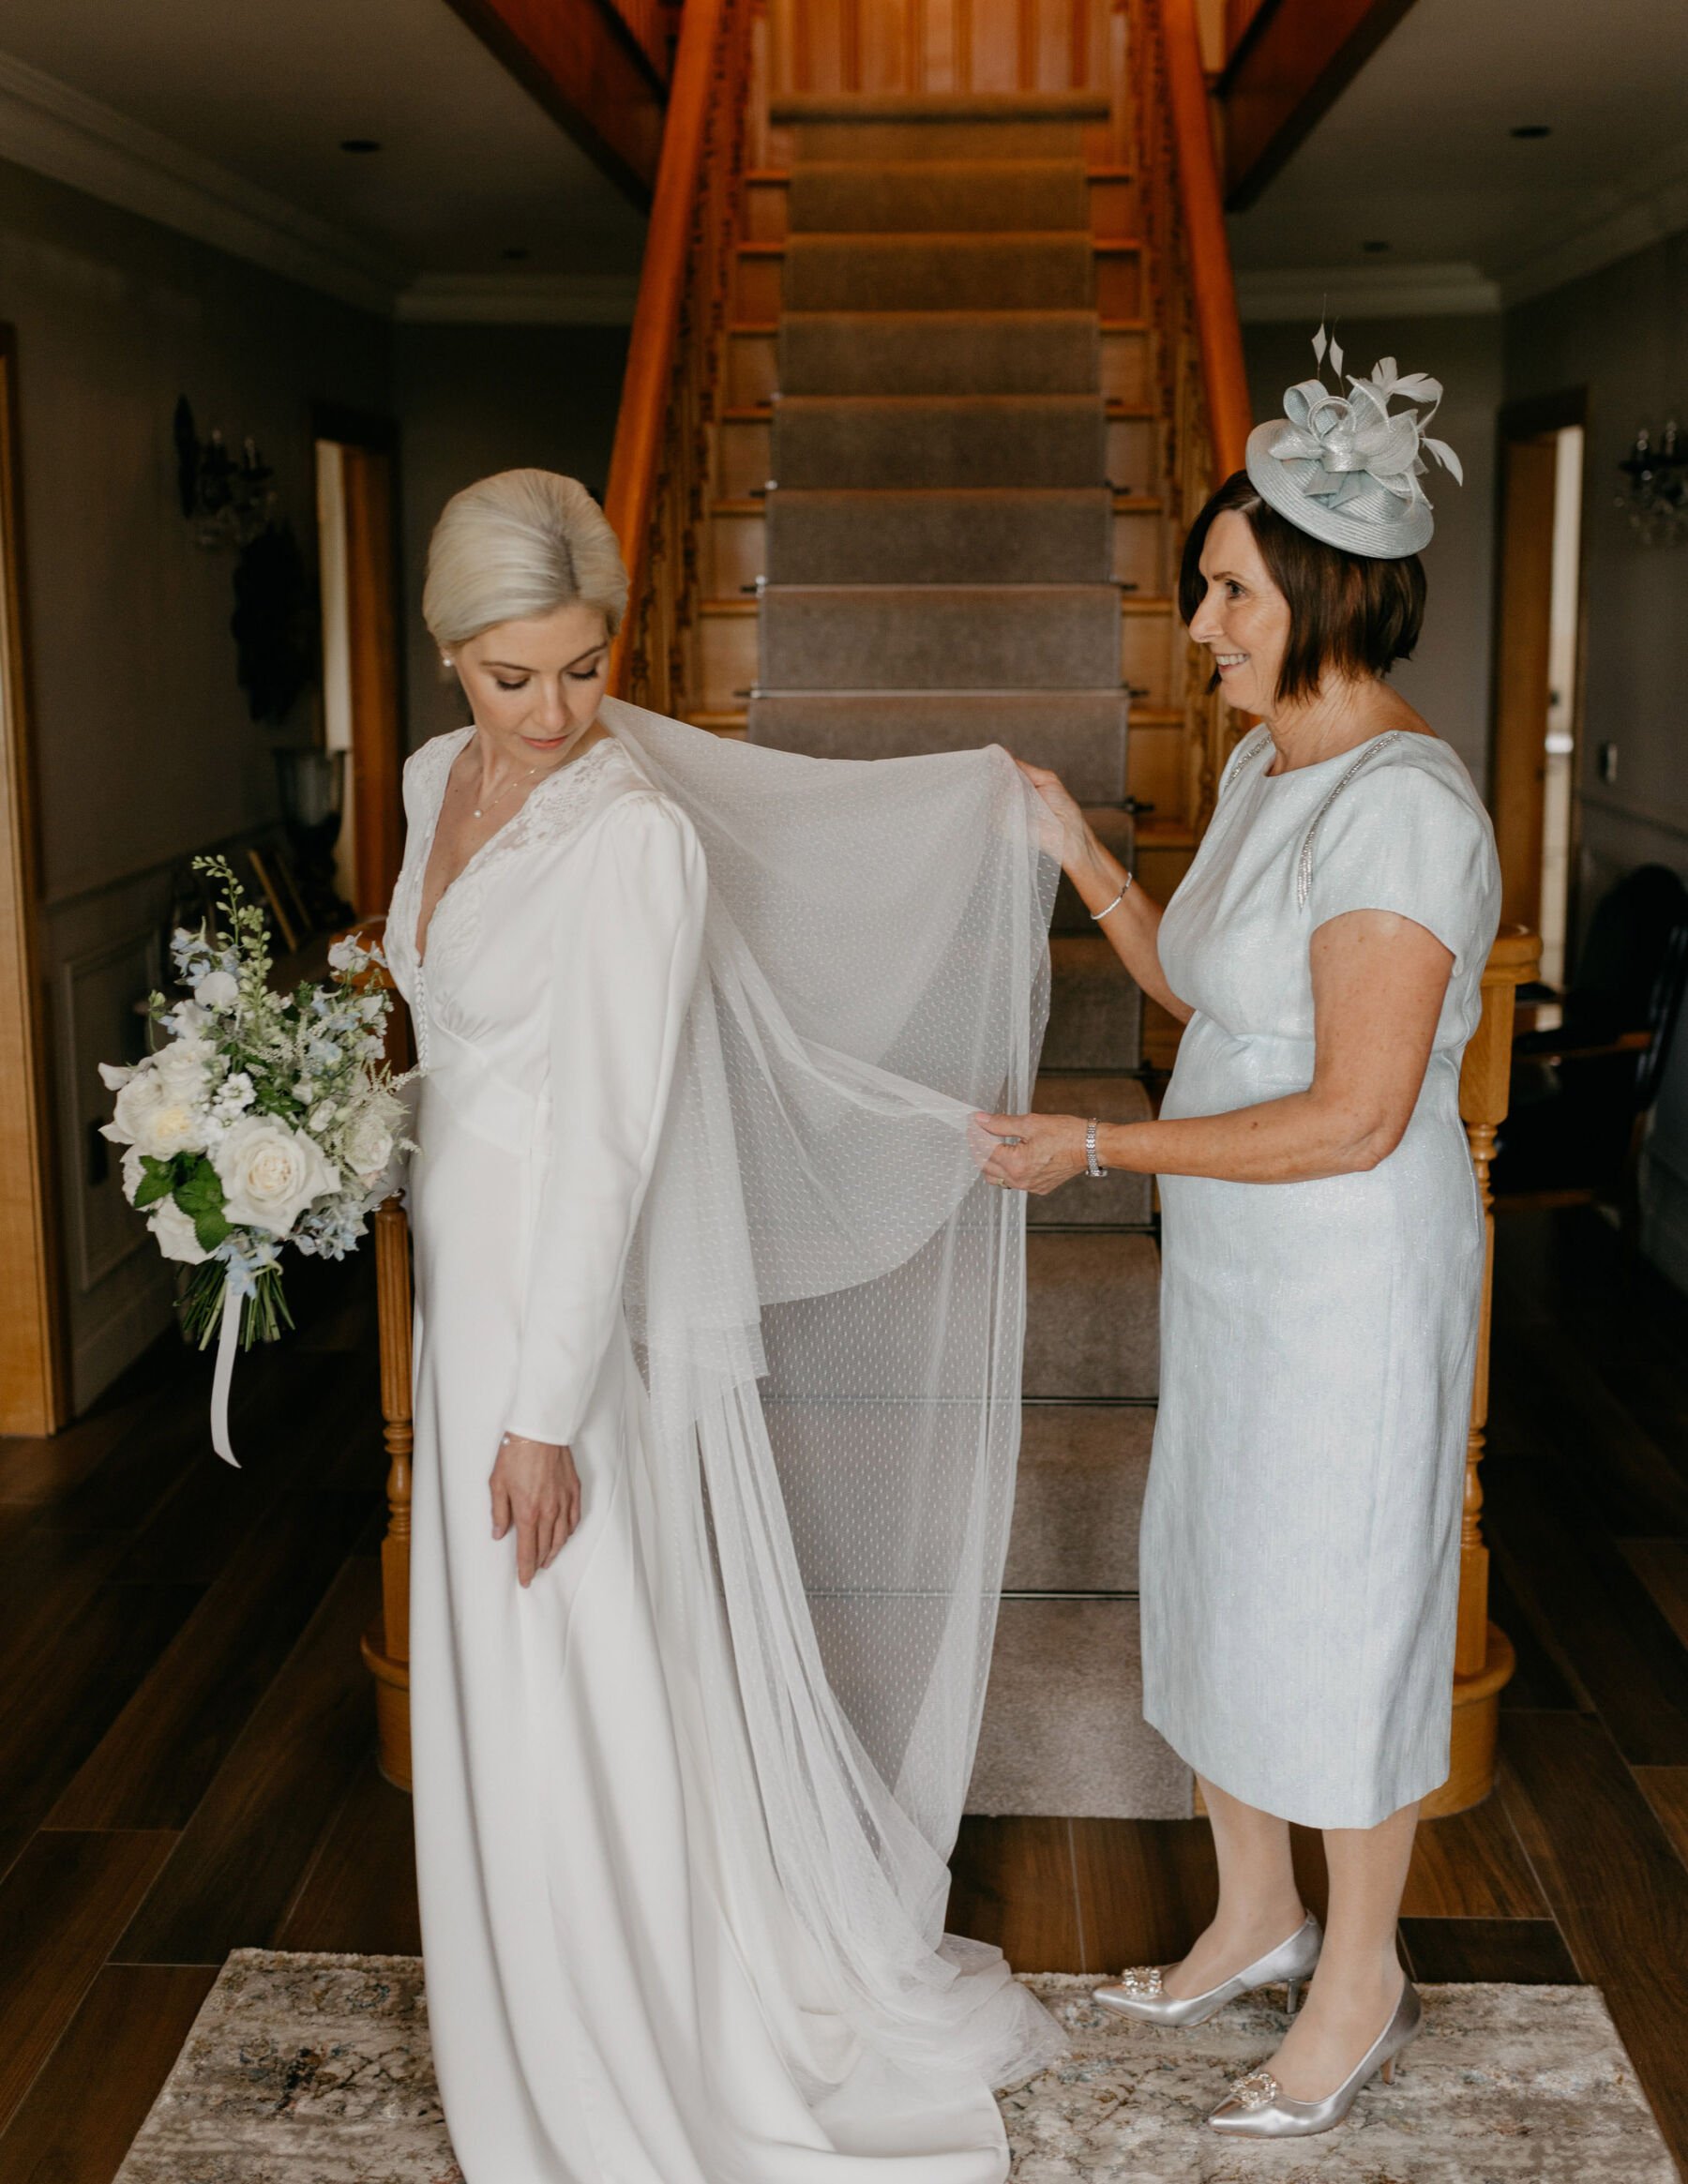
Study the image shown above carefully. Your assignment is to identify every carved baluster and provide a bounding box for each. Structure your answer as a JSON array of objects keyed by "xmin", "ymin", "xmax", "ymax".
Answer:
[{"xmin": 1422, "ymin": 924, "xmax": 1540, "ymax": 1815}]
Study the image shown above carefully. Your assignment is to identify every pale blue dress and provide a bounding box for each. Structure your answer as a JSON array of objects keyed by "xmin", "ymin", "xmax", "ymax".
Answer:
[{"xmin": 1142, "ymin": 727, "xmax": 1502, "ymax": 1829}]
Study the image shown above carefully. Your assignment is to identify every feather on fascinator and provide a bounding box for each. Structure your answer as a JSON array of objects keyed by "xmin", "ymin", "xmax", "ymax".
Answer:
[{"xmin": 1244, "ymin": 324, "xmax": 1463, "ymax": 558}]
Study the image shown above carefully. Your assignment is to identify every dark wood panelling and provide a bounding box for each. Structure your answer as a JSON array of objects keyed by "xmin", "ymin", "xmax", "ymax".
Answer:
[
  {"xmin": 50, "ymin": 1495, "xmax": 374, "ymax": 1831},
  {"xmin": 273, "ymin": 1755, "xmax": 422, "ymax": 1956},
  {"xmin": 1633, "ymin": 1767, "xmax": 1688, "ymax": 1871},
  {"xmin": 113, "ymin": 1559, "xmax": 379, "ymax": 1966},
  {"xmin": 0, "ymin": 1583, "xmax": 203, "ymax": 1832},
  {"xmin": 1218, "ymin": 0, "xmax": 1423, "ymax": 210},
  {"xmin": 948, "ymin": 1817, "xmax": 1082, "ymax": 1970},
  {"xmin": 1399, "ymin": 1917, "xmax": 1582, "ymax": 1986},
  {"xmin": 1072, "ymin": 1817, "xmax": 1217, "ymax": 1974},
  {"xmin": 0, "ymin": 1831, "xmax": 174, "ymax": 2132},
  {"xmin": 1485, "ymin": 1450, "xmax": 1688, "ymax": 1765},
  {"xmin": 0, "ymin": 1963, "xmax": 216, "ymax": 2184},
  {"xmin": 1499, "ymin": 1714, "xmax": 1688, "ymax": 2159},
  {"xmin": 1398, "ymin": 1797, "xmax": 1549, "ymax": 1920}
]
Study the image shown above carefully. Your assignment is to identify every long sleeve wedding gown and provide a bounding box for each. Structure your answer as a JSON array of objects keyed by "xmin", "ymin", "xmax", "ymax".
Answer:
[{"xmin": 383, "ymin": 709, "xmax": 1061, "ymax": 2184}]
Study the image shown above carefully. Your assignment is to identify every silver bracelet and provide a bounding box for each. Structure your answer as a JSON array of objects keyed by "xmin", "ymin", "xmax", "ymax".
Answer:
[
  {"xmin": 1085, "ymin": 1118, "xmax": 1108, "ymax": 1178},
  {"xmin": 1090, "ymin": 871, "xmax": 1134, "ymax": 922}
]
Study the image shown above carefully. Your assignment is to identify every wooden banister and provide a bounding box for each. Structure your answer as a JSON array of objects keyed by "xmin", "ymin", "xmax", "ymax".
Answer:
[
  {"xmin": 1160, "ymin": 0, "xmax": 1252, "ymax": 482},
  {"xmin": 605, "ymin": 0, "xmax": 754, "ymax": 710}
]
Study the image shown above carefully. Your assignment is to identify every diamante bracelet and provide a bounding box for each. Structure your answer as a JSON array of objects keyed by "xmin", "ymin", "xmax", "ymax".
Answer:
[
  {"xmin": 1090, "ymin": 871, "xmax": 1134, "ymax": 922},
  {"xmin": 1085, "ymin": 1119, "xmax": 1108, "ymax": 1178}
]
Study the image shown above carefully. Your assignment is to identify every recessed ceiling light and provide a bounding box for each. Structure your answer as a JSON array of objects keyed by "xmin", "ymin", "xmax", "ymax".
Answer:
[
  {"xmin": 339, "ymin": 138, "xmax": 382, "ymax": 153},
  {"xmin": 1362, "ymin": 239, "xmax": 1391, "ymax": 253},
  {"xmin": 1511, "ymin": 124, "xmax": 1551, "ymax": 139}
]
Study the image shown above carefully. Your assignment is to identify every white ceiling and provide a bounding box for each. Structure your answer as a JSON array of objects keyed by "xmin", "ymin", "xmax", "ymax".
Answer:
[
  {"xmin": 1228, "ymin": 0, "xmax": 1688, "ymax": 317},
  {"xmin": 0, "ymin": 0, "xmax": 646, "ymax": 319}
]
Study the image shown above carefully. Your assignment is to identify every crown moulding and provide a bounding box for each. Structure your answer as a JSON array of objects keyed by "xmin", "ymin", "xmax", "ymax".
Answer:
[{"xmin": 0, "ymin": 49, "xmax": 641, "ymax": 324}]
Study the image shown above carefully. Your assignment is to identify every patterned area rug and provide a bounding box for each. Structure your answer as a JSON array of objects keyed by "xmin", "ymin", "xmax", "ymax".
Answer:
[{"xmin": 113, "ymin": 1951, "xmax": 1677, "ymax": 2183}]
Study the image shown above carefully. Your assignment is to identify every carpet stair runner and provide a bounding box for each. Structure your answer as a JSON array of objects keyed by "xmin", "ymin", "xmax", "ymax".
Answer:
[{"xmin": 746, "ymin": 89, "xmax": 1184, "ymax": 1818}]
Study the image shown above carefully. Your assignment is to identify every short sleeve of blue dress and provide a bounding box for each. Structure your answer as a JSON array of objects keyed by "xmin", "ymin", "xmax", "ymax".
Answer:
[{"xmin": 1303, "ymin": 750, "xmax": 1499, "ymax": 988}]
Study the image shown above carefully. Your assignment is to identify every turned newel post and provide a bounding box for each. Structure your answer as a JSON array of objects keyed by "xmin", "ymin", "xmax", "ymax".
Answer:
[
  {"xmin": 344, "ymin": 916, "xmax": 415, "ymax": 1791},
  {"xmin": 1422, "ymin": 923, "xmax": 1540, "ymax": 1816},
  {"xmin": 362, "ymin": 1192, "xmax": 414, "ymax": 1790}
]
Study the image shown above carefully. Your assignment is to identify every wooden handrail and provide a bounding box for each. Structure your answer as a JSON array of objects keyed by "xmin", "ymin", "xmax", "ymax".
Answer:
[
  {"xmin": 1160, "ymin": 0, "xmax": 1252, "ymax": 481},
  {"xmin": 605, "ymin": 0, "xmax": 732, "ymax": 698}
]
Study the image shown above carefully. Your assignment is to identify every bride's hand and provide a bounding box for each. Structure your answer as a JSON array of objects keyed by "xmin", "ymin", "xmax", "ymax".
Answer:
[
  {"xmin": 1011, "ymin": 756, "xmax": 1091, "ymax": 870},
  {"xmin": 972, "ymin": 1111, "xmax": 1089, "ymax": 1196},
  {"xmin": 490, "ymin": 1434, "xmax": 582, "ymax": 1587}
]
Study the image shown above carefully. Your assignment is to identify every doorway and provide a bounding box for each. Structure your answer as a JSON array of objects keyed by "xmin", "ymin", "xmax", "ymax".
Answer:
[
  {"xmin": 0, "ymin": 324, "xmax": 68, "ymax": 1434},
  {"xmin": 1491, "ymin": 391, "xmax": 1588, "ymax": 1004},
  {"xmin": 311, "ymin": 406, "xmax": 405, "ymax": 919}
]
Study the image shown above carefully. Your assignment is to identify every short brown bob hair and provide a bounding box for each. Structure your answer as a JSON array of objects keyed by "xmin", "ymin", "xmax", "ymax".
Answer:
[{"xmin": 1178, "ymin": 471, "xmax": 1426, "ymax": 703}]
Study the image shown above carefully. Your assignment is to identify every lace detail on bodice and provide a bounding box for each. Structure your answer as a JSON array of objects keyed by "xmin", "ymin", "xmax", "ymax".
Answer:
[
  {"xmin": 389, "ymin": 731, "xmax": 626, "ymax": 1068},
  {"xmin": 422, "ymin": 737, "xmax": 622, "ymax": 990}
]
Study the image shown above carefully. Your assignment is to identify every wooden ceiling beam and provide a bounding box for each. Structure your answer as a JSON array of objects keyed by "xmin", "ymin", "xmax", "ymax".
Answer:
[
  {"xmin": 442, "ymin": 0, "xmax": 667, "ymax": 210},
  {"xmin": 1219, "ymin": 0, "xmax": 1422, "ymax": 212}
]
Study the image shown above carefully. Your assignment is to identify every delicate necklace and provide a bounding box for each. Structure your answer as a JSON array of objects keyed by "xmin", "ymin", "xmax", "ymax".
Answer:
[{"xmin": 471, "ymin": 761, "xmax": 540, "ymax": 820}]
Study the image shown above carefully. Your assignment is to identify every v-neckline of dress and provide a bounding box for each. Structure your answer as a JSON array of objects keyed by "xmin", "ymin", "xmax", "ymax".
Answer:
[{"xmin": 415, "ymin": 729, "xmax": 610, "ymax": 968}]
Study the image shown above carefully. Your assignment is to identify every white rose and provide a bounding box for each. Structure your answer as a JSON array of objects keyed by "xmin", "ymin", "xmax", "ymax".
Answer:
[
  {"xmin": 339, "ymin": 1103, "xmax": 395, "ymax": 1184},
  {"xmin": 106, "ymin": 1060, "xmax": 206, "ymax": 1158},
  {"xmin": 194, "ymin": 970, "xmax": 239, "ymax": 1011},
  {"xmin": 121, "ymin": 1145, "xmax": 147, "ymax": 1203},
  {"xmin": 214, "ymin": 1114, "xmax": 339, "ymax": 1237},
  {"xmin": 148, "ymin": 1196, "xmax": 211, "ymax": 1264}
]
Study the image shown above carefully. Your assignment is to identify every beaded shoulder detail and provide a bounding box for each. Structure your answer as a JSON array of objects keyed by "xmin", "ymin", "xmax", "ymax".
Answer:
[
  {"xmin": 1295, "ymin": 731, "xmax": 1404, "ymax": 910},
  {"xmin": 1221, "ymin": 726, "xmax": 1274, "ymax": 797},
  {"xmin": 422, "ymin": 737, "xmax": 626, "ymax": 987}
]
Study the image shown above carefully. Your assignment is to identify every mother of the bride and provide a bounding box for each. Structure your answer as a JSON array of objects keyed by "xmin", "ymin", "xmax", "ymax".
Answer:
[{"xmin": 979, "ymin": 345, "xmax": 1500, "ymax": 2138}]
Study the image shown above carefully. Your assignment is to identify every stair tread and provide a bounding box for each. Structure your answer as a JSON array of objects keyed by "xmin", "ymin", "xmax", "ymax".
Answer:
[
  {"xmin": 773, "ymin": 91, "xmax": 1111, "ymax": 121},
  {"xmin": 968, "ymin": 1599, "xmax": 1190, "ymax": 1819},
  {"xmin": 1025, "ymin": 1229, "xmax": 1159, "ymax": 1400},
  {"xmin": 1003, "ymin": 1405, "xmax": 1153, "ymax": 1593}
]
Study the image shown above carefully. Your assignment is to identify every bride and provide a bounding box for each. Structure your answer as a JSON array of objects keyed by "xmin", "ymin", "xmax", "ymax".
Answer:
[{"xmin": 382, "ymin": 469, "xmax": 1063, "ymax": 2183}]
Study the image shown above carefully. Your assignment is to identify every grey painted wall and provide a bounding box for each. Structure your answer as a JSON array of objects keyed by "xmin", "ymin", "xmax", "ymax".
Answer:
[
  {"xmin": 1506, "ymin": 230, "xmax": 1688, "ymax": 1290},
  {"xmin": 0, "ymin": 156, "xmax": 391, "ymax": 1405},
  {"xmin": 393, "ymin": 322, "xmax": 631, "ymax": 752},
  {"xmin": 1243, "ymin": 314, "xmax": 1504, "ymax": 794}
]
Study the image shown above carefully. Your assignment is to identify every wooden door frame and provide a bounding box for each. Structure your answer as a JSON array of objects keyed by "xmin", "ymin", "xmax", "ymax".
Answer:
[
  {"xmin": 1489, "ymin": 386, "xmax": 1589, "ymax": 942},
  {"xmin": 309, "ymin": 404, "xmax": 406, "ymax": 918},
  {"xmin": 0, "ymin": 324, "xmax": 70, "ymax": 1433}
]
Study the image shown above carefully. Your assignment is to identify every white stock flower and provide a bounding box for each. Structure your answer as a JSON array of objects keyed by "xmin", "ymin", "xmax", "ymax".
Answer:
[
  {"xmin": 194, "ymin": 970, "xmax": 240, "ymax": 1011},
  {"xmin": 105, "ymin": 1055, "xmax": 207, "ymax": 1159},
  {"xmin": 148, "ymin": 1196, "xmax": 211, "ymax": 1264},
  {"xmin": 214, "ymin": 1114, "xmax": 338, "ymax": 1237}
]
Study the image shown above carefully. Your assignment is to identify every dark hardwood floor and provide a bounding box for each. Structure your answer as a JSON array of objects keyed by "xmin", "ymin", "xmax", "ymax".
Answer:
[{"xmin": 0, "ymin": 1207, "xmax": 1685, "ymax": 2180}]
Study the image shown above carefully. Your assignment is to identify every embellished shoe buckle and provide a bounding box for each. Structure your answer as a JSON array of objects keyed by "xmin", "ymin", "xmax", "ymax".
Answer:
[
  {"xmin": 1229, "ymin": 2069, "xmax": 1281, "ymax": 2111},
  {"xmin": 1117, "ymin": 1966, "xmax": 1163, "ymax": 1998}
]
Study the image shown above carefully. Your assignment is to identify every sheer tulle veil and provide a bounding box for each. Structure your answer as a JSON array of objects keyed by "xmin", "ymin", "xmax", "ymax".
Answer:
[{"xmin": 603, "ymin": 696, "xmax": 1065, "ymax": 2089}]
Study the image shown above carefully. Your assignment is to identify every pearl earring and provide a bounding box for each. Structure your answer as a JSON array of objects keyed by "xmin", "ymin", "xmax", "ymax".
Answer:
[{"xmin": 442, "ymin": 654, "xmax": 454, "ymax": 667}]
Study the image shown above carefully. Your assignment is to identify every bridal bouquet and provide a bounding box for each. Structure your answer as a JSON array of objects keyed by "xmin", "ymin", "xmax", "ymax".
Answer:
[{"xmin": 100, "ymin": 854, "xmax": 412, "ymax": 1461}]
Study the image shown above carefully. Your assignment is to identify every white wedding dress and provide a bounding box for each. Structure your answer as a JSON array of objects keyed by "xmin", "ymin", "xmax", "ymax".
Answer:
[{"xmin": 383, "ymin": 704, "xmax": 1062, "ymax": 2184}]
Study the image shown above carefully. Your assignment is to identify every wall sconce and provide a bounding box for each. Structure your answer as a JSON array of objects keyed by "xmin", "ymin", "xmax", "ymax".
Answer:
[
  {"xmin": 1617, "ymin": 419, "xmax": 1688, "ymax": 545},
  {"xmin": 173, "ymin": 395, "xmax": 275, "ymax": 550}
]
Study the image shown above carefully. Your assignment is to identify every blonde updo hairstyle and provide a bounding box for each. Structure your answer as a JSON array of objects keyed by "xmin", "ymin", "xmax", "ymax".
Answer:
[{"xmin": 422, "ymin": 469, "xmax": 629, "ymax": 655}]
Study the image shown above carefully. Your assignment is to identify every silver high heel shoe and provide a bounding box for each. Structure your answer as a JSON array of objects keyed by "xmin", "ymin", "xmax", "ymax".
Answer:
[
  {"xmin": 1208, "ymin": 1974, "xmax": 1423, "ymax": 2138},
  {"xmin": 1092, "ymin": 1912, "xmax": 1322, "ymax": 2028}
]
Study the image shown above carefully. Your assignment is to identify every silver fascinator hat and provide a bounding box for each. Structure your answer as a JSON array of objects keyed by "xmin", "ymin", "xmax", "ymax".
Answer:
[{"xmin": 1245, "ymin": 324, "xmax": 1463, "ymax": 558}]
